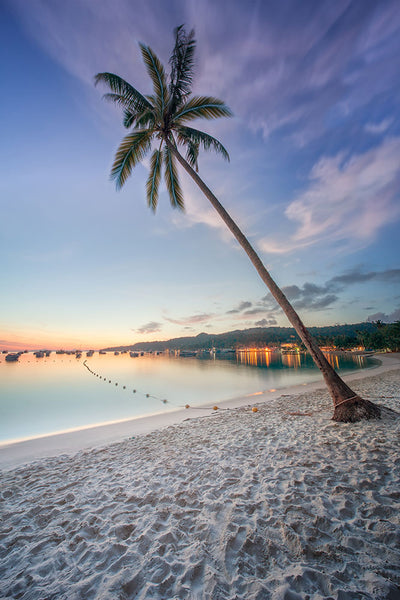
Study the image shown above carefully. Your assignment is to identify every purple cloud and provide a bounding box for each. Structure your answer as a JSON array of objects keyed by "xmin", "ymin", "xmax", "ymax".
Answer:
[
  {"xmin": 226, "ymin": 300, "xmax": 253, "ymax": 314},
  {"xmin": 135, "ymin": 321, "xmax": 163, "ymax": 334},
  {"xmin": 367, "ymin": 308, "xmax": 400, "ymax": 323},
  {"xmin": 255, "ymin": 318, "xmax": 277, "ymax": 327},
  {"xmin": 164, "ymin": 313, "xmax": 214, "ymax": 326}
]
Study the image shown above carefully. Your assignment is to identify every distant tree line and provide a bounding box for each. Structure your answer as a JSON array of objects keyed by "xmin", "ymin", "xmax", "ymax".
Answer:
[
  {"xmin": 356, "ymin": 321, "xmax": 400, "ymax": 352},
  {"xmin": 104, "ymin": 321, "xmax": 400, "ymax": 353},
  {"xmin": 312, "ymin": 321, "xmax": 400, "ymax": 351}
]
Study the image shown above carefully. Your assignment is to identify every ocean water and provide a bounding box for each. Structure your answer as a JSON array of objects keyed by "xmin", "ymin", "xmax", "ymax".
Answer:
[{"xmin": 0, "ymin": 350, "xmax": 376, "ymax": 444}]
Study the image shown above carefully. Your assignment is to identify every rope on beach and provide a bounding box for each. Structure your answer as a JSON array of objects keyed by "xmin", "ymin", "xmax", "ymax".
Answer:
[{"xmin": 334, "ymin": 394, "xmax": 400, "ymax": 407}]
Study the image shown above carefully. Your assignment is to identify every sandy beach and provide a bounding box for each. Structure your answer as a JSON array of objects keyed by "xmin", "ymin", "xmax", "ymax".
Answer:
[{"xmin": 1, "ymin": 355, "xmax": 399, "ymax": 599}]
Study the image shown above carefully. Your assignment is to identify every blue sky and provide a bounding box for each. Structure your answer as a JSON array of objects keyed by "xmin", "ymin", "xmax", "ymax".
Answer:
[{"xmin": 1, "ymin": 0, "xmax": 399, "ymax": 350}]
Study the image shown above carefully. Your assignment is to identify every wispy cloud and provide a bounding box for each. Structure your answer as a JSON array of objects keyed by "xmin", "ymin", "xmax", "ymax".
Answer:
[
  {"xmin": 243, "ymin": 307, "xmax": 270, "ymax": 317},
  {"xmin": 260, "ymin": 137, "xmax": 400, "ymax": 254},
  {"xmin": 133, "ymin": 265, "xmax": 399, "ymax": 336},
  {"xmin": 196, "ymin": 1, "xmax": 400, "ymax": 146},
  {"xmin": 365, "ymin": 119, "xmax": 393, "ymax": 135},
  {"xmin": 163, "ymin": 267, "xmax": 399, "ymax": 329},
  {"xmin": 367, "ymin": 308, "xmax": 400, "ymax": 323},
  {"xmin": 261, "ymin": 286, "xmax": 338, "ymax": 314},
  {"xmin": 135, "ymin": 321, "xmax": 163, "ymax": 334},
  {"xmin": 9, "ymin": 0, "xmax": 399, "ymax": 146},
  {"xmin": 164, "ymin": 313, "xmax": 214, "ymax": 326},
  {"xmin": 259, "ymin": 267, "xmax": 400, "ymax": 315},
  {"xmin": 6, "ymin": 0, "xmax": 175, "ymax": 87},
  {"xmin": 330, "ymin": 267, "xmax": 400, "ymax": 286},
  {"xmin": 226, "ymin": 300, "xmax": 253, "ymax": 314},
  {"xmin": 254, "ymin": 318, "xmax": 277, "ymax": 327}
]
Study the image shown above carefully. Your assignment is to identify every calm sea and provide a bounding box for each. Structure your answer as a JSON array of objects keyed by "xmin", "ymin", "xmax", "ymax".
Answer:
[{"xmin": 0, "ymin": 350, "xmax": 377, "ymax": 444}]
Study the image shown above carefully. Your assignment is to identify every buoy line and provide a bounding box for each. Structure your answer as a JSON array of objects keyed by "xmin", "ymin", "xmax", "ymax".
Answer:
[
  {"xmin": 82, "ymin": 360, "xmax": 171, "ymax": 405},
  {"xmin": 82, "ymin": 360, "xmax": 266, "ymax": 413}
]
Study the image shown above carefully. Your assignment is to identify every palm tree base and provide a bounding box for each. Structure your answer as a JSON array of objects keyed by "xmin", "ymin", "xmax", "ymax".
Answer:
[{"xmin": 332, "ymin": 396, "xmax": 381, "ymax": 423}]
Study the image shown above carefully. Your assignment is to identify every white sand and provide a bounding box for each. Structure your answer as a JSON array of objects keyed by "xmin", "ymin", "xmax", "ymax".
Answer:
[{"xmin": 1, "ymin": 355, "xmax": 399, "ymax": 599}]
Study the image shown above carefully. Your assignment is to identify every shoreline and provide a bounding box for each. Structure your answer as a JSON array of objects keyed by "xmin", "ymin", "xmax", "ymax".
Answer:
[
  {"xmin": 1, "ymin": 355, "xmax": 399, "ymax": 599},
  {"xmin": 1, "ymin": 352, "xmax": 399, "ymax": 471}
]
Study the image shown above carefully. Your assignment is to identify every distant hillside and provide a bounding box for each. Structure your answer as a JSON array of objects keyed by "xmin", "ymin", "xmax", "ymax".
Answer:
[{"xmin": 103, "ymin": 322, "xmax": 376, "ymax": 352}]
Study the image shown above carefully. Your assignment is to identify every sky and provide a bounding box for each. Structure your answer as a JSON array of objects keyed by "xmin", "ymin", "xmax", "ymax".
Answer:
[{"xmin": 1, "ymin": 0, "xmax": 399, "ymax": 351}]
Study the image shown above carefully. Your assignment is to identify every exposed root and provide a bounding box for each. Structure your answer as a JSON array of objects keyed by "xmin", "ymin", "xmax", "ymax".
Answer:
[{"xmin": 332, "ymin": 396, "xmax": 382, "ymax": 423}]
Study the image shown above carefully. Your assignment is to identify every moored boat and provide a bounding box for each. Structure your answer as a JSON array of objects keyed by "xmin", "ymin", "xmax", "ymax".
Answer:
[{"xmin": 5, "ymin": 353, "xmax": 21, "ymax": 362}]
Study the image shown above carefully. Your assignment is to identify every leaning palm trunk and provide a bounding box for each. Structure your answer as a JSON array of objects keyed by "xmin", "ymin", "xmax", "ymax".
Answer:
[
  {"xmin": 97, "ymin": 26, "xmax": 382, "ymax": 423},
  {"xmin": 168, "ymin": 141, "xmax": 381, "ymax": 422}
]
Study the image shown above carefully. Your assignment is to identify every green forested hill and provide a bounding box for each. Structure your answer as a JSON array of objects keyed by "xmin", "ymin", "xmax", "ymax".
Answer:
[{"xmin": 104, "ymin": 322, "xmax": 377, "ymax": 352}]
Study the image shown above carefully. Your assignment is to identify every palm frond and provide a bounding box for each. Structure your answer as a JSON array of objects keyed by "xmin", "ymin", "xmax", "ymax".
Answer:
[
  {"xmin": 135, "ymin": 109, "xmax": 156, "ymax": 129},
  {"xmin": 169, "ymin": 25, "xmax": 196, "ymax": 112},
  {"xmin": 173, "ymin": 96, "xmax": 233, "ymax": 123},
  {"xmin": 139, "ymin": 44, "xmax": 169, "ymax": 114},
  {"xmin": 111, "ymin": 130, "xmax": 153, "ymax": 189},
  {"xmin": 95, "ymin": 73, "xmax": 151, "ymax": 112},
  {"xmin": 163, "ymin": 145, "xmax": 184, "ymax": 210},
  {"xmin": 146, "ymin": 149, "xmax": 162, "ymax": 211},
  {"xmin": 176, "ymin": 126, "xmax": 230, "ymax": 161},
  {"xmin": 123, "ymin": 109, "xmax": 136, "ymax": 129},
  {"xmin": 122, "ymin": 107, "xmax": 156, "ymax": 129},
  {"xmin": 185, "ymin": 141, "xmax": 199, "ymax": 171}
]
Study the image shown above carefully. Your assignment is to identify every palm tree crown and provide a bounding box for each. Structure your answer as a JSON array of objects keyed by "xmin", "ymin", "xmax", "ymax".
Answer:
[{"xmin": 95, "ymin": 25, "xmax": 232, "ymax": 211}]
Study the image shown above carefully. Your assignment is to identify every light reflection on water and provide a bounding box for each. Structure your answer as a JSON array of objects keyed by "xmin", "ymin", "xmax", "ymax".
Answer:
[
  {"xmin": 0, "ymin": 351, "xmax": 376, "ymax": 444},
  {"xmin": 235, "ymin": 349, "xmax": 367, "ymax": 371}
]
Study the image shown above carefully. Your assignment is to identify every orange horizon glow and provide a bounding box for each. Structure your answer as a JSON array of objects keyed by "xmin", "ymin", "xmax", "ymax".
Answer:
[
  {"xmin": 0, "ymin": 335, "xmax": 129, "ymax": 353},
  {"xmin": 0, "ymin": 331, "xmax": 174, "ymax": 353},
  {"xmin": 0, "ymin": 324, "xmax": 193, "ymax": 353}
]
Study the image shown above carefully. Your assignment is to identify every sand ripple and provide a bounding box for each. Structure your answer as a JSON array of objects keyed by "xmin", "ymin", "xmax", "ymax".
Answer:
[{"xmin": 1, "ymin": 370, "xmax": 399, "ymax": 599}]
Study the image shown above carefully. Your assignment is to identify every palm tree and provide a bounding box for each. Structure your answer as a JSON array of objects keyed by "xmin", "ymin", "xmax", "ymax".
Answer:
[{"xmin": 95, "ymin": 25, "xmax": 381, "ymax": 422}]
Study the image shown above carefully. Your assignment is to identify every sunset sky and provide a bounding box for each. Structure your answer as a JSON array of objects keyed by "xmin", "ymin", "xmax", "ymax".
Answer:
[{"xmin": 1, "ymin": 0, "xmax": 399, "ymax": 351}]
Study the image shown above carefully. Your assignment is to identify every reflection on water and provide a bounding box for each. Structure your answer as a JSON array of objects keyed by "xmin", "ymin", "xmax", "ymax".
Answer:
[
  {"xmin": 0, "ymin": 350, "xmax": 376, "ymax": 444},
  {"xmin": 235, "ymin": 349, "xmax": 368, "ymax": 371}
]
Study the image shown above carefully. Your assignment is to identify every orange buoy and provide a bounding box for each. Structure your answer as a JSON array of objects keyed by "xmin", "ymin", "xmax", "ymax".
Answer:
[
  {"xmin": 252, "ymin": 407, "xmax": 258, "ymax": 413},
  {"xmin": 185, "ymin": 404, "xmax": 190, "ymax": 409},
  {"xmin": 213, "ymin": 406, "xmax": 219, "ymax": 411}
]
